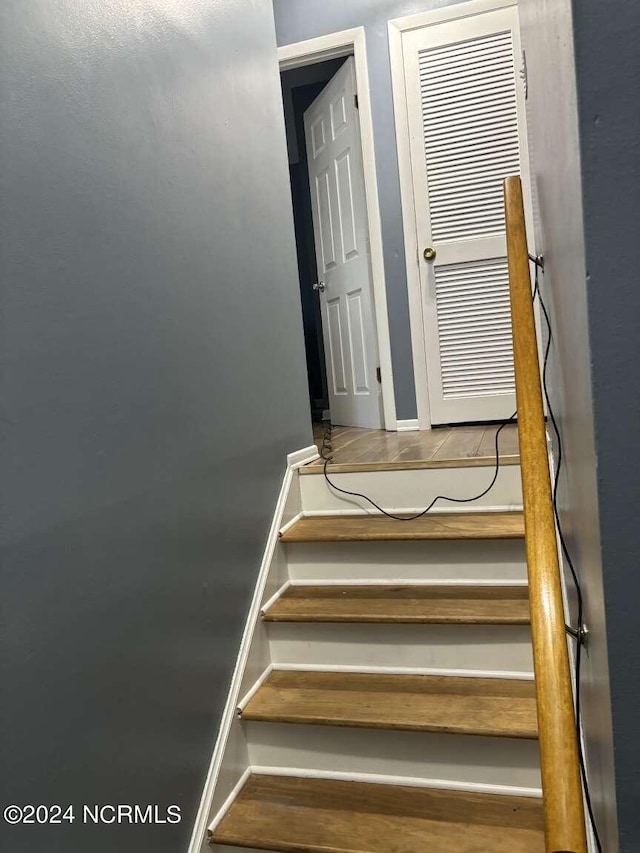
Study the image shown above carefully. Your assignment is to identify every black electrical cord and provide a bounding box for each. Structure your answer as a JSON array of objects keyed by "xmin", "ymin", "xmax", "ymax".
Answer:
[
  {"xmin": 322, "ymin": 411, "xmax": 516, "ymax": 520},
  {"xmin": 533, "ymin": 261, "xmax": 603, "ymax": 853},
  {"xmin": 320, "ymin": 261, "xmax": 603, "ymax": 850}
]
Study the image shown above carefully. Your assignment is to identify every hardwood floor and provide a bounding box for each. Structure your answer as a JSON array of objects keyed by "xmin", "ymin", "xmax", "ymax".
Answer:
[{"xmin": 305, "ymin": 422, "xmax": 519, "ymax": 474}]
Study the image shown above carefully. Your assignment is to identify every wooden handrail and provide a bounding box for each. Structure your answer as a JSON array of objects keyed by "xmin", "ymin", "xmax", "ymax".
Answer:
[{"xmin": 504, "ymin": 176, "xmax": 587, "ymax": 853}]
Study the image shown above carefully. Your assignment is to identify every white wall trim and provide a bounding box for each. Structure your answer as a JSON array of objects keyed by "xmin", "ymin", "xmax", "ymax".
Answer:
[
  {"xmin": 260, "ymin": 580, "xmax": 291, "ymax": 615},
  {"xmin": 278, "ymin": 29, "xmax": 398, "ymax": 431},
  {"xmin": 186, "ymin": 448, "xmax": 303, "ymax": 853},
  {"xmin": 250, "ymin": 765, "xmax": 543, "ymax": 799},
  {"xmin": 288, "ymin": 578, "xmax": 529, "ymax": 586},
  {"xmin": 237, "ymin": 664, "xmax": 275, "ymax": 713},
  {"xmin": 205, "ymin": 766, "xmax": 252, "ymax": 836},
  {"xmin": 287, "ymin": 445, "xmax": 319, "ymax": 469},
  {"xmin": 388, "ymin": 21, "xmax": 431, "ymax": 430},
  {"xmin": 388, "ymin": 0, "xmax": 517, "ymax": 34},
  {"xmin": 299, "ymin": 504, "xmax": 523, "ymax": 517},
  {"xmin": 278, "ymin": 29, "xmax": 359, "ymax": 71},
  {"xmin": 396, "ymin": 418, "xmax": 419, "ymax": 432},
  {"xmin": 279, "ymin": 512, "xmax": 304, "ymax": 535},
  {"xmin": 273, "ymin": 663, "xmax": 534, "ymax": 680},
  {"xmin": 388, "ymin": 0, "xmax": 519, "ymax": 431}
]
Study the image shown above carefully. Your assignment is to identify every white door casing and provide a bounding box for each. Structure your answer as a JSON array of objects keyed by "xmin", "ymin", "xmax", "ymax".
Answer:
[
  {"xmin": 397, "ymin": 4, "xmax": 535, "ymax": 425},
  {"xmin": 304, "ymin": 57, "xmax": 383, "ymax": 429}
]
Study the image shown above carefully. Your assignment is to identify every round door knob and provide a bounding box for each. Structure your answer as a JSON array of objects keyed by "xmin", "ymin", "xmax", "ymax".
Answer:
[
  {"xmin": 423, "ymin": 247, "xmax": 437, "ymax": 261},
  {"xmin": 312, "ymin": 280, "xmax": 326, "ymax": 292}
]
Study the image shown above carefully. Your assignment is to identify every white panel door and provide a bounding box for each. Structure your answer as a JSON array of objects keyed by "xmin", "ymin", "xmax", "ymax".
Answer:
[
  {"xmin": 304, "ymin": 57, "xmax": 383, "ymax": 429},
  {"xmin": 402, "ymin": 7, "xmax": 534, "ymax": 425}
]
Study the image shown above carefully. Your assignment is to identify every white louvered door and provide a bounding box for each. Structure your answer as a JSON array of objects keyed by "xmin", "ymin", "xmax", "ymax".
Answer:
[{"xmin": 402, "ymin": 6, "xmax": 534, "ymax": 424}]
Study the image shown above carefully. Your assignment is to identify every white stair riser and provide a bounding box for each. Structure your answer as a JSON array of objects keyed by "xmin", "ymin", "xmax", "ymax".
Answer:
[
  {"xmin": 285, "ymin": 539, "xmax": 528, "ymax": 581},
  {"xmin": 299, "ymin": 464, "xmax": 522, "ymax": 513},
  {"xmin": 266, "ymin": 623, "xmax": 533, "ymax": 673},
  {"xmin": 244, "ymin": 722, "xmax": 541, "ymax": 790}
]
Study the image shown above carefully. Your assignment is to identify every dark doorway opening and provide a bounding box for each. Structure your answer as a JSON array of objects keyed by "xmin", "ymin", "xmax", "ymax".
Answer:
[{"xmin": 280, "ymin": 58, "xmax": 347, "ymax": 422}]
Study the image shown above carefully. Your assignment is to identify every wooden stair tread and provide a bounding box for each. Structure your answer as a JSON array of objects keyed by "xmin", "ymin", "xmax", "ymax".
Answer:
[
  {"xmin": 299, "ymin": 455, "xmax": 521, "ymax": 474},
  {"xmin": 211, "ymin": 774, "xmax": 545, "ymax": 853},
  {"xmin": 279, "ymin": 511, "xmax": 525, "ymax": 542},
  {"xmin": 263, "ymin": 584, "xmax": 530, "ymax": 624},
  {"xmin": 241, "ymin": 670, "xmax": 538, "ymax": 738}
]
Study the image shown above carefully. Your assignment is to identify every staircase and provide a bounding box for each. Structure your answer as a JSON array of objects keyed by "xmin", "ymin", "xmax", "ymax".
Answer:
[
  {"xmin": 208, "ymin": 457, "xmax": 546, "ymax": 852},
  {"xmin": 197, "ymin": 177, "xmax": 588, "ymax": 853}
]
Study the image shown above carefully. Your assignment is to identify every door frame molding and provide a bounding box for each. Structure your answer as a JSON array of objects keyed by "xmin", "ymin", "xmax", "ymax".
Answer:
[
  {"xmin": 388, "ymin": 0, "xmax": 518, "ymax": 430},
  {"xmin": 278, "ymin": 28, "xmax": 397, "ymax": 431}
]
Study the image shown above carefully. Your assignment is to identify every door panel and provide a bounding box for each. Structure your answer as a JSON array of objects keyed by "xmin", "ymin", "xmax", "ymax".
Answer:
[
  {"xmin": 346, "ymin": 289, "xmax": 370, "ymax": 394},
  {"xmin": 316, "ymin": 170, "xmax": 337, "ymax": 271},
  {"xmin": 304, "ymin": 57, "xmax": 383, "ymax": 428},
  {"xmin": 335, "ymin": 151, "xmax": 358, "ymax": 260},
  {"xmin": 327, "ymin": 297, "xmax": 347, "ymax": 396},
  {"xmin": 403, "ymin": 7, "xmax": 534, "ymax": 424}
]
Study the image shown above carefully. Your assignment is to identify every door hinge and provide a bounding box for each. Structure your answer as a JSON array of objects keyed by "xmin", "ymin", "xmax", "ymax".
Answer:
[
  {"xmin": 520, "ymin": 50, "xmax": 528, "ymax": 99},
  {"xmin": 376, "ymin": 366, "xmax": 382, "ymax": 384},
  {"xmin": 354, "ymin": 93, "xmax": 359, "ymax": 110}
]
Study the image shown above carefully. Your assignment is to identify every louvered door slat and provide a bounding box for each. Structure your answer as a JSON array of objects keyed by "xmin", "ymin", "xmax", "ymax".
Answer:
[
  {"xmin": 403, "ymin": 5, "xmax": 533, "ymax": 423},
  {"xmin": 421, "ymin": 28, "xmax": 520, "ymax": 229},
  {"xmin": 435, "ymin": 257, "xmax": 514, "ymax": 400},
  {"xmin": 423, "ymin": 99, "xmax": 519, "ymax": 127}
]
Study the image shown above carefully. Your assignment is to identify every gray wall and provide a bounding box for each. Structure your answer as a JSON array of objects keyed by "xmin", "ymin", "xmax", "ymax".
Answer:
[
  {"xmin": 0, "ymin": 2, "xmax": 311, "ymax": 852},
  {"xmin": 571, "ymin": 1, "xmax": 640, "ymax": 850},
  {"xmin": 273, "ymin": 0, "xmax": 465, "ymax": 420}
]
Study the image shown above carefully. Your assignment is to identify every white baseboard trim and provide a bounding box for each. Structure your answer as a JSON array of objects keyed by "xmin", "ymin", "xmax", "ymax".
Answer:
[
  {"xmin": 251, "ymin": 765, "xmax": 543, "ymax": 799},
  {"xmin": 396, "ymin": 418, "xmax": 420, "ymax": 432},
  {"xmin": 300, "ymin": 504, "xmax": 523, "ymax": 518},
  {"xmin": 187, "ymin": 445, "xmax": 307, "ymax": 853},
  {"xmin": 278, "ymin": 511, "xmax": 303, "ymax": 535},
  {"xmin": 288, "ymin": 445, "xmax": 319, "ymax": 469},
  {"xmin": 206, "ymin": 766, "xmax": 252, "ymax": 836},
  {"xmin": 288, "ymin": 578, "xmax": 529, "ymax": 587},
  {"xmin": 237, "ymin": 664, "xmax": 274, "ymax": 713},
  {"xmin": 272, "ymin": 663, "xmax": 535, "ymax": 680},
  {"xmin": 260, "ymin": 580, "xmax": 291, "ymax": 615}
]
